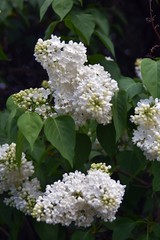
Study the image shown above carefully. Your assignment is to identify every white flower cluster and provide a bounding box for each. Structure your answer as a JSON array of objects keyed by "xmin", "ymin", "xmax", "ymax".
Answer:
[
  {"xmin": 12, "ymin": 88, "xmax": 55, "ymax": 119},
  {"xmin": 34, "ymin": 35, "xmax": 118, "ymax": 126},
  {"xmin": 0, "ymin": 143, "xmax": 42, "ymax": 215},
  {"xmin": 4, "ymin": 178, "xmax": 42, "ymax": 215},
  {"xmin": 131, "ymin": 97, "xmax": 160, "ymax": 160},
  {"xmin": 0, "ymin": 143, "xmax": 34, "ymax": 193},
  {"xmin": 32, "ymin": 163, "xmax": 125, "ymax": 227},
  {"xmin": 0, "ymin": 143, "xmax": 125, "ymax": 226}
]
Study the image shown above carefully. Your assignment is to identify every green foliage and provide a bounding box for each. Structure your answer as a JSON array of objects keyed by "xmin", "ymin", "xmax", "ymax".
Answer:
[
  {"xmin": 71, "ymin": 230, "xmax": 95, "ymax": 240},
  {"xmin": 40, "ymin": 0, "xmax": 53, "ymax": 20},
  {"xmin": 16, "ymin": 130, "xmax": 24, "ymax": 168},
  {"xmin": 17, "ymin": 112, "xmax": 43, "ymax": 151},
  {"xmin": 97, "ymin": 122, "xmax": 116, "ymax": 158},
  {"xmin": 74, "ymin": 133, "xmax": 91, "ymax": 169},
  {"xmin": 33, "ymin": 221, "xmax": 61, "ymax": 240},
  {"xmin": 118, "ymin": 77, "xmax": 144, "ymax": 100},
  {"xmin": 112, "ymin": 218, "xmax": 136, "ymax": 240},
  {"xmin": 141, "ymin": 58, "xmax": 160, "ymax": 98},
  {"xmin": 52, "ymin": 0, "xmax": 74, "ymax": 20},
  {"xmin": 44, "ymin": 116, "xmax": 76, "ymax": 167},
  {"xmin": 65, "ymin": 10, "xmax": 95, "ymax": 45},
  {"xmin": 112, "ymin": 90, "xmax": 128, "ymax": 141},
  {"xmin": 95, "ymin": 30, "xmax": 115, "ymax": 56}
]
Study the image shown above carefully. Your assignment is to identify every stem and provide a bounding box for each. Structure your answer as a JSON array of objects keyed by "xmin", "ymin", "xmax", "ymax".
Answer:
[
  {"xmin": 148, "ymin": 0, "xmax": 160, "ymax": 40},
  {"xmin": 117, "ymin": 168, "xmax": 151, "ymax": 188}
]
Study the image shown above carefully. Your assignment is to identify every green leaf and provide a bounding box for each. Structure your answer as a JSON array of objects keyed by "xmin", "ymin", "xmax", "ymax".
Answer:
[
  {"xmin": 74, "ymin": 133, "xmax": 91, "ymax": 168},
  {"xmin": 88, "ymin": 54, "xmax": 121, "ymax": 81},
  {"xmin": 17, "ymin": 112, "xmax": 43, "ymax": 150},
  {"xmin": 117, "ymin": 148, "xmax": 146, "ymax": 184},
  {"xmin": 6, "ymin": 95, "xmax": 17, "ymax": 112},
  {"xmin": 52, "ymin": 0, "xmax": 74, "ymax": 20},
  {"xmin": 44, "ymin": 21, "xmax": 59, "ymax": 39},
  {"xmin": 33, "ymin": 221, "xmax": 60, "ymax": 240},
  {"xmin": 89, "ymin": 8, "xmax": 109, "ymax": 35},
  {"xmin": 113, "ymin": 218, "xmax": 136, "ymax": 240},
  {"xmin": 112, "ymin": 90, "xmax": 128, "ymax": 141},
  {"xmin": 71, "ymin": 230, "xmax": 95, "ymax": 240},
  {"xmin": 97, "ymin": 122, "xmax": 116, "ymax": 158},
  {"xmin": 118, "ymin": 77, "xmax": 143, "ymax": 99},
  {"xmin": 141, "ymin": 58, "xmax": 160, "ymax": 98},
  {"xmin": 152, "ymin": 162, "xmax": 160, "ymax": 192},
  {"xmin": 65, "ymin": 11, "xmax": 95, "ymax": 45},
  {"xmin": 95, "ymin": 30, "xmax": 115, "ymax": 57},
  {"xmin": 44, "ymin": 116, "xmax": 76, "ymax": 167},
  {"xmin": 40, "ymin": 0, "xmax": 53, "ymax": 20},
  {"xmin": 16, "ymin": 130, "xmax": 24, "ymax": 169}
]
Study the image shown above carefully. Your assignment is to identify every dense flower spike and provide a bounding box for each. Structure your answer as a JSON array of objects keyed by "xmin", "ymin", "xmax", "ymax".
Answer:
[
  {"xmin": 34, "ymin": 35, "xmax": 118, "ymax": 126},
  {"xmin": 32, "ymin": 163, "xmax": 125, "ymax": 227},
  {"xmin": 12, "ymin": 88, "xmax": 55, "ymax": 119},
  {"xmin": 131, "ymin": 97, "xmax": 160, "ymax": 160},
  {"xmin": 85, "ymin": 169, "xmax": 125, "ymax": 222},
  {"xmin": 32, "ymin": 171, "xmax": 95, "ymax": 227},
  {"xmin": 4, "ymin": 178, "xmax": 42, "ymax": 215},
  {"xmin": 0, "ymin": 143, "xmax": 34, "ymax": 193}
]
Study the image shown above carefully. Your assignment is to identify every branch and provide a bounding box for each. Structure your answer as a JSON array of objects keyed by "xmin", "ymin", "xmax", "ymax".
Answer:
[
  {"xmin": 147, "ymin": 0, "xmax": 160, "ymax": 40},
  {"xmin": 117, "ymin": 168, "xmax": 151, "ymax": 188}
]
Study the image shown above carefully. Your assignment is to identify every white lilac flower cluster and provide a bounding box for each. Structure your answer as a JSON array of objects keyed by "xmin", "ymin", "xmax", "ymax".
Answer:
[
  {"xmin": 134, "ymin": 58, "xmax": 142, "ymax": 79},
  {"xmin": 12, "ymin": 88, "xmax": 55, "ymax": 119},
  {"xmin": 4, "ymin": 178, "xmax": 42, "ymax": 215},
  {"xmin": 0, "ymin": 143, "xmax": 42, "ymax": 215},
  {"xmin": 32, "ymin": 163, "xmax": 125, "ymax": 227},
  {"xmin": 0, "ymin": 143, "xmax": 34, "ymax": 193},
  {"xmin": 131, "ymin": 97, "xmax": 160, "ymax": 160},
  {"xmin": 34, "ymin": 35, "xmax": 118, "ymax": 126},
  {"xmin": 0, "ymin": 143, "xmax": 125, "ymax": 226}
]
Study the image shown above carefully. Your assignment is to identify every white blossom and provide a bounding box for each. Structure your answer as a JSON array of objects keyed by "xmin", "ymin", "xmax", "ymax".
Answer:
[
  {"xmin": 0, "ymin": 143, "xmax": 34, "ymax": 193},
  {"xmin": 32, "ymin": 171, "xmax": 94, "ymax": 227},
  {"xmin": 12, "ymin": 88, "xmax": 55, "ymax": 119},
  {"xmin": 4, "ymin": 178, "xmax": 42, "ymax": 215},
  {"xmin": 32, "ymin": 163, "xmax": 125, "ymax": 227},
  {"xmin": 131, "ymin": 97, "xmax": 160, "ymax": 160},
  {"xmin": 34, "ymin": 35, "xmax": 118, "ymax": 126}
]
